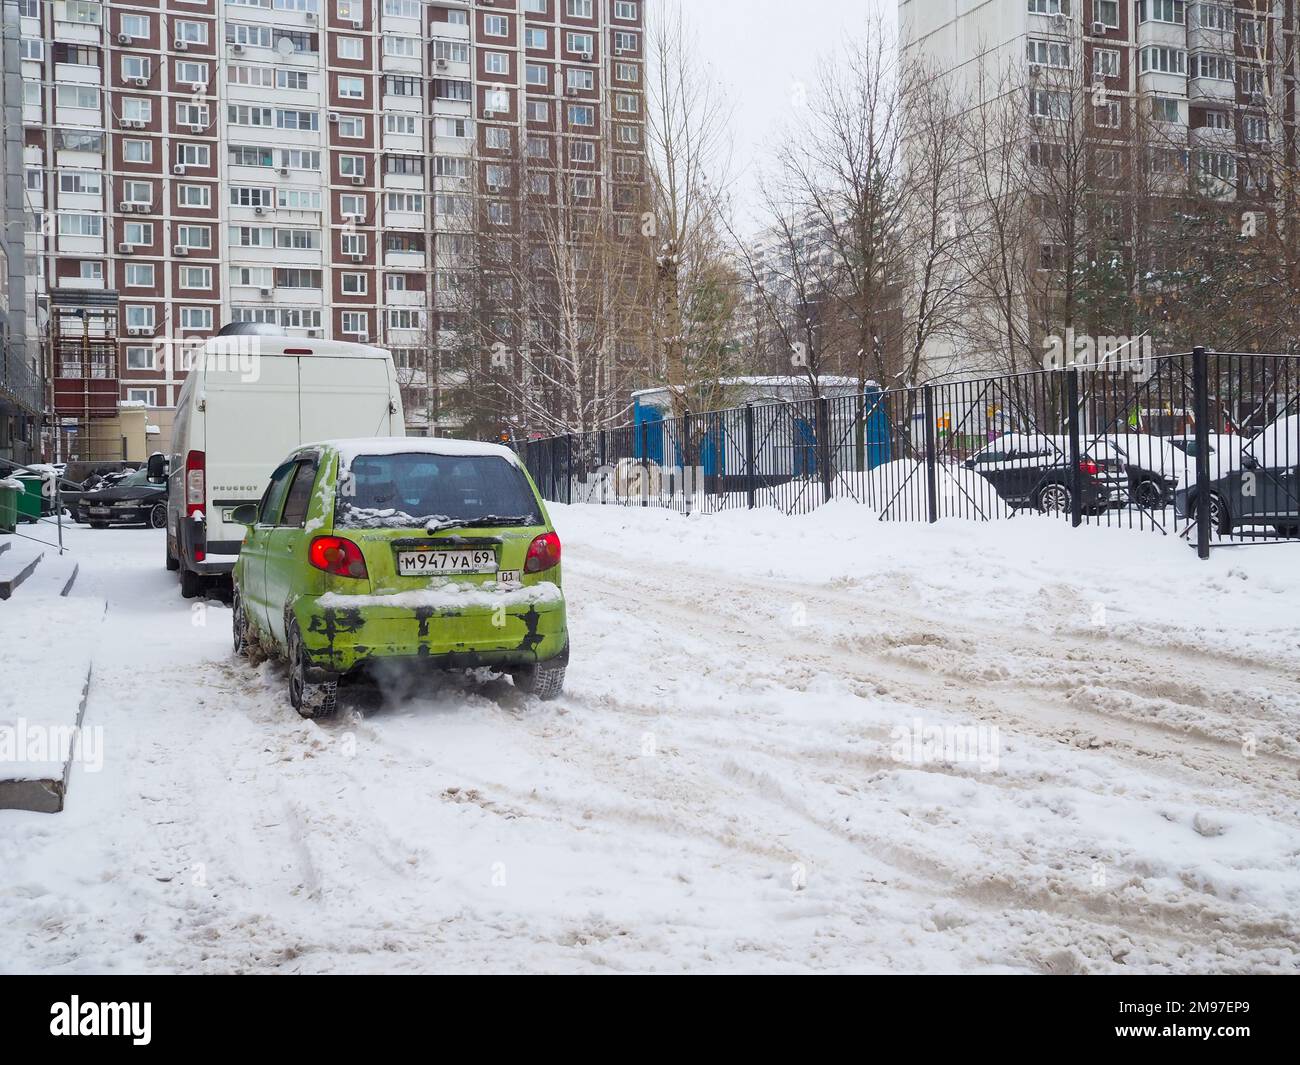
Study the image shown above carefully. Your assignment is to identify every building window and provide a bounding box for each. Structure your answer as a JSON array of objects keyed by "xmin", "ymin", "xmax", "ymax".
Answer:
[
  {"xmin": 485, "ymin": 126, "xmax": 511, "ymax": 149},
  {"xmin": 525, "ymin": 28, "xmax": 548, "ymax": 49},
  {"xmin": 338, "ymin": 76, "xmax": 365, "ymax": 98},
  {"xmin": 124, "ymin": 305, "xmax": 156, "ymax": 330},
  {"xmin": 122, "ymin": 56, "xmax": 151, "ymax": 80},
  {"xmin": 338, "ymin": 114, "xmax": 365, "ymax": 137},
  {"xmin": 1093, "ymin": 49, "xmax": 1119, "ymax": 78},
  {"xmin": 570, "ymin": 140, "xmax": 595, "ymax": 163},
  {"xmin": 125, "ymin": 263, "xmax": 155, "ymax": 287},
  {"xmin": 484, "ymin": 14, "xmax": 508, "ymax": 36},
  {"xmin": 568, "ymin": 104, "xmax": 594, "ymax": 126},
  {"xmin": 566, "ymin": 0, "xmax": 592, "ymax": 16},
  {"xmin": 1138, "ymin": 0, "xmax": 1185, "ymax": 25},
  {"xmin": 125, "ymin": 346, "xmax": 154, "ymax": 371},
  {"xmin": 58, "ymin": 214, "xmax": 103, "ymax": 237},
  {"xmin": 485, "ymin": 52, "xmax": 509, "ymax": 75},
  {"xmin": 567, "ymin": 32, "xmax": 594, "ymax": 55},
  {"xmin": 527, "ymin": 100, "xmax": 550, "ymax": 123},
  {"xmin": 384, "ymin": 113, "xmax": 417, "ymax": 135},
  {"xmin": 338, "ymin": 36, "xmax": 363, "ymax": 60},
  {"xmin": 1026, "ymin": 38, "xmax": 1070, "ymax": 68},
  {"xmin": 180, "ymin": 266, "xmax": 212, "ymax": 289},
  {"xmin": 1150, "ymin": 97, "xmax": 1180, "ymax": 123},
  {"xmin": 341, "ymin": 311, "xmax": 368, "ymax": 335},
  {"xmin": 127, "ymin": 389, "xmax": 157, "ymax": 406},
  {"xmin": 176, "ymin": 224, "xmax": 211, "ymax": 249},
  {"xmin": 1139, "ymin": 46, "xmax": 1186, "ymax": 74},
  {"xmin": 180, "ymin": 306, "xmax": 213, "ymax": 331},
  {"xmin": 383, "ymin": 36, "xmax": 418, "ymax": 57},
  {"xmin": 121, "ymin": 14, "xmax": 150, "ymax": 38},
  {"xmin": 341, "ymin": 272, "xmax": 367, "ymax": 295},
  {"xmin": 123, "ymin": 222, "xmax": 153, "ymax": 245}
]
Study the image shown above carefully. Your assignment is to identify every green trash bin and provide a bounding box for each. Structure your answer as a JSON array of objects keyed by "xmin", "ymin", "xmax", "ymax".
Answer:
[
  {"xmin": 0, "ymin": 481, "xmax": 18, "ymax": 534},
  {"xmin": 14, "ymin": 475, "xmax": 44, "ymax": 523}
]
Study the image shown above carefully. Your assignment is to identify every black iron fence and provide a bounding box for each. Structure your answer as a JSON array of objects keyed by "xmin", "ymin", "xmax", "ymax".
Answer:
[{"xmin": 518, "ymin": 349, "xmax": 1300, "ymax": 559}]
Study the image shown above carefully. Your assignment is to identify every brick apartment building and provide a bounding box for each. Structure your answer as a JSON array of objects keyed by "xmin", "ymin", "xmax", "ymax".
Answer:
[{"xmin": 16, "ymin": 0, "xmax": 646, "ymax": 452}]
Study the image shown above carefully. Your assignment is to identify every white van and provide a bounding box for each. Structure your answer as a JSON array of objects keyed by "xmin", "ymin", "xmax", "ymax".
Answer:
[{"xmin": 154, "ymin": 326, "xmax": 404, "ymax": 597}]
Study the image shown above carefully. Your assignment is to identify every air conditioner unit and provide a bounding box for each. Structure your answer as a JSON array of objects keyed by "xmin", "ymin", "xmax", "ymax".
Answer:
[
  {"xmin": 173, "ymin": 245, "xmax": 189, "ymax": 256},
  {"xmin": 307, "ymin": 329, "xmax": 319, "ymax": 337},
  {"xmin": 254, "ymin": 206, "xmax": 266, "ymax": 215},
  {"xmin": 616, "ymin": 48, "xmax": 625, "ymax": 56},
  {"xmin": 136, "ymin": 203, "xmax": 152, "ymax": 213},
  {"xmin": 351, "ymin": 175, "xmax": 364, "ymax": 185},
  {"xmin": 328, "ymin": 112, "xmax": 340, "ymax": 123},
  {"xmin": 175, "ymin": 40, "xmax": 189, "ymax": 51},
  {"xmin": 351, "ymin": 18, "xmax": 363, "ymax": 30},
  {"xmin": 189, "ymin": 82, "xmax": 203, "ymax": 93},
  {"xmin": 189, "ymin": 123, "xmax": 204, "ymax": 132},
  {"xmin": 118, "ymin": 243, "xmax": 134, "ymax": 254},
  {"xmin": 581, "ymin": 52, "xmax": 592, "ymax": 62},
  {"xmin": 173, "ymin": 164, "xmax": 186, "ymax": 174},
  {"xmin": 231, "ymin": 43, "xmax": 244, "ymax": 54},
  {"xmin": 306, "ymin": 11, "xmax": 316, "ymax": 20},
  {"xmin": 127, "ymin": 327, "xmax": 142, "ymax": 336},
  {"xmin": 1029, "ymin": 64, "xmax": 1043, "ymax": 78},
  {"xmin": 117, "ymin": 34, "xmax": 133, "ymax": 45},
  {"xmin": 134, "ymin": 77, "xmax": 149, "ymax": 87},
  {"xmin": 565, "ymin": 87, "xmax": 578, "ymax": 97},
  {"xmin": 436, "ymin": 58, "xmax": 448, "ymax": 70},
  {"xmin": 279, "ymin": 166, "xmax": 290, "ymax": 176},
  {"xmin": 118, "ymin": 201, "xmax": 132, "ymax": 211},
  {"xmin": 350, "ymin": 253, "xmax": 364, "ymax": 262},
  {"xmin": 484, "ymin": 109, "xmax": 495, "ymax": 117},
  {"xmin": 1092, "ymin": 22, "xmax": 1106, "ymax": 35},
  {"xmin": 259, "ymin": 287, "xmax": 271, "ymax": 297}
]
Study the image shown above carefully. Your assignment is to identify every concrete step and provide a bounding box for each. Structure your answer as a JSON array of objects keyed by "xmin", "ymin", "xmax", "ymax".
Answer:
[{"xmin": 0, "ymin": 541, "xmax": 42, "ymax": 601}]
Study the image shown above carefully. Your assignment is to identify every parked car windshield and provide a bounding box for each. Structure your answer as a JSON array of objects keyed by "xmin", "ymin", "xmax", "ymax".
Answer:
[{"xmin": 336, "ymin": 452, "xmax": 543, "ymax": 529}]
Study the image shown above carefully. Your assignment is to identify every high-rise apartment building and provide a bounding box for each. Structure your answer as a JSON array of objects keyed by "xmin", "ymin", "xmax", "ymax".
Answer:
[{"xmin": 16, "ymin": 0, "xmax": 646, "ymax": 450}]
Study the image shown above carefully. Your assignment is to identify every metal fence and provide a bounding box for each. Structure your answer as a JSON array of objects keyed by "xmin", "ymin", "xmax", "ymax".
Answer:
[{"xmin": 518, "ymin": 349, "xmax": 1300, "ymax": 559}]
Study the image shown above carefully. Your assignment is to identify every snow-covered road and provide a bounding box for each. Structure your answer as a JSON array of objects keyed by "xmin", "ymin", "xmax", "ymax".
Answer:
[{"xmin": 2, "ymin": 504, "xmax": 1299, "ymax": 973}]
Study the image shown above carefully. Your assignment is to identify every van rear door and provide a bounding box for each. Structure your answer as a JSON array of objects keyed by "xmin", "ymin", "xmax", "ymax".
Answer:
[
  {"xmin": 298, "ymin": 355, "xmax": 396, "ymax": 442},
  {"xmin": 202, "ymin": 357, "xmax": 301, "ymax": 551}
]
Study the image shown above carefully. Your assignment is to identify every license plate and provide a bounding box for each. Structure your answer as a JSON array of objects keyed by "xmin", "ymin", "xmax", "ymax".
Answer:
[
  {"xmin": 90, "ymin": 507, "xmax": 110, "ymax": 516},
  {"xmin": 397, "ymin": 549, "xmax": 497, "ymax": 575}
]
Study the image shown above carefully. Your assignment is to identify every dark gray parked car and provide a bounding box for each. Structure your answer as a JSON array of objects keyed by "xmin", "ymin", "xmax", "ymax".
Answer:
[{"xmin": 1175, "ymin": 414, "xmax": 1300, "ymax": 535}]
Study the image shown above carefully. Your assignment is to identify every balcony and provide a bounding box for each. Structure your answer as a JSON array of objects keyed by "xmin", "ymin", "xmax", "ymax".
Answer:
[{"xmin": 1188, "ymin": 75, "xmax": 1236, "ymax": 103}]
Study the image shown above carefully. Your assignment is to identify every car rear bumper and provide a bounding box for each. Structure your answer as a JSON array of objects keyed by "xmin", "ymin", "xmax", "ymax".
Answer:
[
  {"xmin": 292, "ymin": 592, "xmax": 568, "ymax": 676},
  {"xmin": 79, "ymin": 504, "xmax": 153, "ymax": 524}
]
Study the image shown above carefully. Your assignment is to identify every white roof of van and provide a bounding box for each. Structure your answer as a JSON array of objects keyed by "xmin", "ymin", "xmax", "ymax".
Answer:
[
  {"xmin": 199, "ymin": 336, "xmax": 392, "ymax": 360},
  {"xmin": 313, "ymin": 437, "xmax": 522, "ymax": 467}
]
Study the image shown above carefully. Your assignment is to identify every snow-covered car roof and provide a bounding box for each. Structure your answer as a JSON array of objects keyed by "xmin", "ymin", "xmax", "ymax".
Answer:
[{"xmin": 307, "ymin": 437, "xmax": 522, "ymax": 467}]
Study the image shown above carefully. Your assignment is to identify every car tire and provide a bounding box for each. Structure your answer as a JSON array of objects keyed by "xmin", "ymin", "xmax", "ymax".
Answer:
[
  {"xmin": 165, "ymin": 537, "xmax": 180, "ymax": 571},
  {"xmin": 1194, "ymin": 491, "xmax": 1232, "ymax": 536},
  {"xmin": 1133, "ymin": 479, "xmax": 1165, "ymax": 509},
  {"xmin": 1274, "ymin": 524, "xmax": 1300, "ymax": 538},
  {"xmin": 89, "ymin": 521, "xmax": 109, "ymax": 529},
  {"xmin": 1035, "ymin": 484, "xmax": 1071, "ymax": 516},
  {"xmin": 179, "ymin": 566, "xmax": 203, "ymax": 599},
  {"xmin": 149, "ymin": 502, "xmax": 167, "ymax": 529},
  {"xmin": 232, "ymin": 586, "xmax": 250, "ymax": 658},
  {"xmin": 288, "ymin": 620, "xmax": 337, "ymax": 719},
  {"xmin": 512, "ymin": 659, "xmax": 567, "ymax": 701}
]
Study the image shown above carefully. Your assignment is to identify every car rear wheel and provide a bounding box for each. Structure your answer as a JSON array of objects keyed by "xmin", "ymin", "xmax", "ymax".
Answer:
[
  {"xmin": 1191, "ymin": 491, "xmax": 1232, "ymax": 536},
  {"xmin": 232, "ymin": 587, "xmax": 250, "ymax": 658},
  {"xmin": 1133, "ymin": 479, "xmax": 1165, "ymax": 509},
  {"xmin": 512, "ymin": 659, "xmax": 566, "ymax": 701},
  {"xmin": 288, "ymin": 621, "xmax": 337, "ymax": 719},
  {"xmin": 165, "ymin": 536, "xmax": 180, "ymax": 571},
  {"xmin": 149, "ymin": 502, "xmax": 167, "ymax": 529},
  {"xmin": 1036, "ymin": 484, "xmax": 1071, "ymax": 516},
  {"xmin": 89, "ymin": 521, "xmax": 109, "ymax": 529}
]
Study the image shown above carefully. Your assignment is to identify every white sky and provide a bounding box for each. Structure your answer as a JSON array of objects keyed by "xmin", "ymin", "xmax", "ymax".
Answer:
[{"xmin": 681, "ymin": 0, "xmax": 896, "ymax": 233}]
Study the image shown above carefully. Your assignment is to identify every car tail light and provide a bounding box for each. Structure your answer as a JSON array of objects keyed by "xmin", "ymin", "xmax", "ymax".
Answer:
[
  {"xmin": 524, "ymin": 531, "xmax": 561, "ymax": 574},
  {"xmin": 309, "ymin": 535, "xmax": 368, "ymax": 579},
  {"xmin": 185, "ymin": 450, "xmax": 205, "ymax": 518},
  {"xmin": 1078, "ymin": 459, "xmax": 1099, "ymax": 476}
]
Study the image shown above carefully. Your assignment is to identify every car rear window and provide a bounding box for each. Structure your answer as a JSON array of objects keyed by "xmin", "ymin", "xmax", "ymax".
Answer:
[{"xmin": 336, "ymin": 452, "xmax": 542, "ymax": 529}]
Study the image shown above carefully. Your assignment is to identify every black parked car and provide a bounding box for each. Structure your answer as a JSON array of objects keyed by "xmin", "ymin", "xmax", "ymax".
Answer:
[
  {"xmin": 963, "ymin": 433, "xmax": 1129, "ymax": 514},
  {"xmin": 77, "ymin": 467, "xmax": 168, "ymax": 528},
  {"xmin": 1175, "ymin": 414, "xmax": 1300, "ymax": 536}
]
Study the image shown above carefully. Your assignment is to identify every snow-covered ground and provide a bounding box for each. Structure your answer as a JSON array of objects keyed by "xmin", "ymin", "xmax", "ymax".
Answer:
[{"xmin": 1, "ymin": 503, "xmax": 1298, "ymax": 974}]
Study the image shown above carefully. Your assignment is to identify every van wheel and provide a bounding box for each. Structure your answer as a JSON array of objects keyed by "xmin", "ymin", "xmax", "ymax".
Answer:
[
  {"xmin": 165, "ymin": 537, "xmax": 180, "ymax": 571},
  {"xmin": 512, "ymin": 660, "xmax": 566, "ymax": 701},
  {"xmin": 288, "ymin": 621, "xmax": 337, "ymax": 719},
  {"xmin": 179, "ymin": 566, "xmax": 202, "ymax": 599}
]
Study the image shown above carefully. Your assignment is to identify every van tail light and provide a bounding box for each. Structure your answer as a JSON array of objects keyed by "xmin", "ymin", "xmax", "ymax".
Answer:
[
  {"xmin": 309, "ymin": 536, "xmax": 369, "ymax": 580},
  {"xmin": 185, "ymin": 450, "xmax": 205, "ymax": 517},
  {"xmin": 524, "ymin": 531, "xmax": 561, "ymax": 574},
  {"xmin": 1078, "ymin": 459, "xmax": 1099, "ymax": 476}
]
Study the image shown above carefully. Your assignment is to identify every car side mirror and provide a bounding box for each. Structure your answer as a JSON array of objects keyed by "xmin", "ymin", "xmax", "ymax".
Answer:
[
  {"xmin": 963, "ymin": 458, "xmax": 976, "ymax": 469},
  {"xmin": 231, "ymin": 504, "xmax": 259, "ymax": 526},
  {"xmin": 146, "ymin": 452, "xmax": 167, "ymax": 483}
]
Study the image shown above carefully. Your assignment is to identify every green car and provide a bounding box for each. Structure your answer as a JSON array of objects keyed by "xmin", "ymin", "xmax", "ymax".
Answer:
[{"xmin": 230, "ymin": 438, "xmax": 568, "ymax": 717}]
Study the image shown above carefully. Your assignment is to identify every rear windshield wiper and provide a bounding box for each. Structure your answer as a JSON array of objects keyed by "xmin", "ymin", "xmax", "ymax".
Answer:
[{"xmin": 427, "ymin": 514, "xmax": 535, "ymax": 531}]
